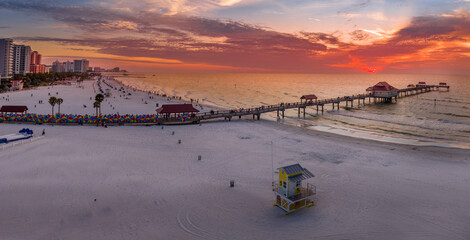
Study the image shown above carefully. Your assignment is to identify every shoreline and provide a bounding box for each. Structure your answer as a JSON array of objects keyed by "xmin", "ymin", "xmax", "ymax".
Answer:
[{"xmin": 262, "ymin": 119, "xmax": 470, "ymax": 156}]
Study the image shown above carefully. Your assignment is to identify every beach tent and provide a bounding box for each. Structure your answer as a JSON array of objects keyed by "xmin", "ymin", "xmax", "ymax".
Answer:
[{"xmin": 0, "ymin": 105, "xmax": 28, "ymax": 114}]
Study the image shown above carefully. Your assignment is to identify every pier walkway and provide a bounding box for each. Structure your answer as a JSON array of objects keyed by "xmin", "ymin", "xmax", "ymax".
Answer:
[{"xmin": 159, "ymin": 84, "xmax": 450, "ymax": 124}]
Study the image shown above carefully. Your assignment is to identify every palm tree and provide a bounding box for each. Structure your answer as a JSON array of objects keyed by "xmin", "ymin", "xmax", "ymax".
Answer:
[
  {"xmin": 95, "ymin": 93, "xmax": 104, "ymax": 102},
  {"xmin": 93, "ymin": 101, "xmax": 100, "ymax": 116},
  {"xmin": 95, "ymin": 93, "xmax": 104, "ymax": 115},
  {"xmin": 56, "ymin": 98, "xmax": 63, "ymax": 114},
  {"xmin": 49, "ymin": 96, "xmax": 57, "ymax": 115}
]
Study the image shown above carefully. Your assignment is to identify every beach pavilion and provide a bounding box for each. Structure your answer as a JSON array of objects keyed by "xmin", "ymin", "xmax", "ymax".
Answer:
[
  {"xmin": 300, "ymin": 94, "xmax": 317, "ymax": 104},
  {"xmin": 156, "ymin": 104, "xmax": 199, "ymax": 119},
  {"xmin": 366, "ymin": 82, "xmax": 399, "ymax": 103},
  {"xmin": 0, "ymin": 105, "xmax": 28, "ymax": 114}
]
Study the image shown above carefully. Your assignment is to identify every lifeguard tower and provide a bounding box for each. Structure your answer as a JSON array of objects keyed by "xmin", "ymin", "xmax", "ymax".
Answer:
[{"xmin": 273, "ymin": 164, "xmax": 316, "ymax": 214}]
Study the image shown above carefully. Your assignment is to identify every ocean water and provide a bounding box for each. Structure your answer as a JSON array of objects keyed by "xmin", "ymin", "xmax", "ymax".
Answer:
[{"xmin": 105, "ymin": 73, "xmax": 470, "ymax": 149}]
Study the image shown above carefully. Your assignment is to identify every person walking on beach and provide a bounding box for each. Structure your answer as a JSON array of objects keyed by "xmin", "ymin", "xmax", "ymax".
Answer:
[{"xmin": 42, "ymin": 129, "xmax": 45, "ymax": 135}]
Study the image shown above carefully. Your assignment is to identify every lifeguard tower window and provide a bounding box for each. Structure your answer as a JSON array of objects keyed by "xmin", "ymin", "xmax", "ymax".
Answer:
[
  {"xmin": 296, "ymin": 182, "xmax": 300, "ymax": 187},
  {"xmin": 283, "ymin": 182, "xmax": 286, "ymax": 188}
]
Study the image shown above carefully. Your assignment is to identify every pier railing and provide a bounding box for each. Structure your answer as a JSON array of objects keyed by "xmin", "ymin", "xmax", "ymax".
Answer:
[
  {"xmin": 0, "ymin": 84, "xmax": 449, "ymax": 126},
  {"xmin": 184, "ymin": 84, "xmax": 449, "ymax": 123},
  {"xmin": 191, "ymin": 93, "xmax": 373, "ymax": 121}
]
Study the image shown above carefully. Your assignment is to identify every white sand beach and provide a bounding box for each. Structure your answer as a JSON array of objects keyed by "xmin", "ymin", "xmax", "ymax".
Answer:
[
  {"xmin": 1, "ymin": 79, "xmax": 470, "ymax": 240},
  {"xmin": 0, "ymin": 78, "xmax": 210, "ymax": 116}
]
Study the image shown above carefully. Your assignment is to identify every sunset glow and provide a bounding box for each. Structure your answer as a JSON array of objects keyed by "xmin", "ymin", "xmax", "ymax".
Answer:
[{"xmin": 0, "ymin": 0, "xmax": 469, "ymax": 74}]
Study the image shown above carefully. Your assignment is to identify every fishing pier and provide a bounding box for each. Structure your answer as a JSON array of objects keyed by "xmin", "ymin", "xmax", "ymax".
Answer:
[
  {"xmin": 0, "ymin": 81, "xmax": 449, "ymax": 126},
  {"xmin": 158, "ymin": 81, "xmax": 449, "ymax": 124}
]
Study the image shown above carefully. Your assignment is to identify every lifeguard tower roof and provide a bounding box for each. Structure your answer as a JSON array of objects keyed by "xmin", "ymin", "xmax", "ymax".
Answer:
[{"xmin": 278, "ymin": 164, "xmax": 314, "ymax": 182}]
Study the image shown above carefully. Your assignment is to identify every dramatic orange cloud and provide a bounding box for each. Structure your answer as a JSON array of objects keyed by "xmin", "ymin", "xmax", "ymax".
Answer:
[
  {"xmin": 333, "ymin": 11, "xmax": 470, "ymax": 73},
  {"xmin": 1, "ymin": 1, "xmax": 469, "ymax": 74}
]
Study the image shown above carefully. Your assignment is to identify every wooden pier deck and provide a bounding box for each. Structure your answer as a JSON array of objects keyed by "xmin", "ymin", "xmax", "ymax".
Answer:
[{"xmin": 159, "ymin": 84, "xmax": 450, "ymax": 124}]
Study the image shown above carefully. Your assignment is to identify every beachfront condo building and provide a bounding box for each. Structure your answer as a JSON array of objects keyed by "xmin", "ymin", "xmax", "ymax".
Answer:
[
  {"xmin": 0, "ymin": 38, "xmax": 13, "ymax": 81},
  {"xmin": 30, "ymin": 51, "xmax": 45, "ymax": 74},
  {"xmin": 30, "ymin": 64, "xmax": 46, "ymax": 74},
  {"xmin": 73, "ymin": 59, "xmax": 89, "ymax": 73},
  {"xmin": 52, "ymin": 60, "xmax": 65, "ymax": 73},
  {"xmin": 12, "ymin": 45, "xmax": 31, "ymax": 75},
  {"xmin": 63, "ymin": 61, "xmax": 74, "ymax": 72},
  {"xmin": 30, "ymin": 51, "xmax": 41, "ymax": 65}
]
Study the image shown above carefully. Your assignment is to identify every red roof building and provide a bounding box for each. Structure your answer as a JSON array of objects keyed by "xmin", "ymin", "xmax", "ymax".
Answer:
[
  {"xmin": 156, "ymin": 104, "xmax": 199, "ymax": 118},
  {"xmin": 417, "ymin": 81, "xmax": 426, "ymax": 86},
  {"xmin": 366, "ymin": 82, "xmax": 399, "ymax": 98},
  {"xmin": 300, "ymin": 94, "xmax": 317, "ymax": 103},
  {"xmin": 0, "ymin": 105, "xmax": 28, "ymax": 113}
]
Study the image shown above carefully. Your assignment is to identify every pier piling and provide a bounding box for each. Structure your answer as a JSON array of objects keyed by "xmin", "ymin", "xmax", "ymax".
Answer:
[{"xmin": 152, "ymin": 83, "xmax": 450, "ymax": 125}]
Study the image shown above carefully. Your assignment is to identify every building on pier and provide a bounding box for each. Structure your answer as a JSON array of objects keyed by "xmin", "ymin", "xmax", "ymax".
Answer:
[
  {"xmin": 417, "ymin": 81, "xmax": 426, "ymax": 87},
  {"xmin": 366, "ymin": 82, "xmax": 398, "ymax": 102},
  {"xmin": 273, "ymin": 164, "xmax": 316, "ymax": 214},
  {"xmin": 438, "ymin": 82, "xmax": 450, "ymax": 91},
  {"xmin": 300, "ymin": 94, "xmax": 317, "ymax": 104}
]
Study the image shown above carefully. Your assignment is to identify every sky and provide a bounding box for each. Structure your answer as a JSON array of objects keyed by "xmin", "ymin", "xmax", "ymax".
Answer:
[{"xmin": 0, "ymin": 0, "xmax": 469, "ymax": 74}]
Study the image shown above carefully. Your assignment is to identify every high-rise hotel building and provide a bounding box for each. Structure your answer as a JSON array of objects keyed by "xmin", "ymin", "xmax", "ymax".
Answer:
[
  {"xmin": 74, "ymin": 59, "xmax": 90, "ymax": 73},
  {"xmin": 63, "ymin": 61, "xmax": 74, "ymax": 72},
  {"xmin": 12, "ymin": 45, "xmax": 31, "ymax": 75},
  {"xmin": 30, "ymin": 51, "xmax": 45, "ymax": 73},
  {"xmin": 0, "ymin": 38, "xmax": 13, "ymax": 81}
]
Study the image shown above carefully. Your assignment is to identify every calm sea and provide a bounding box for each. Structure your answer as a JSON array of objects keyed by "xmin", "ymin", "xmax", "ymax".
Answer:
[{"xmin": 105, "ymin": 73, "xmax": 470, "ymax": 149}]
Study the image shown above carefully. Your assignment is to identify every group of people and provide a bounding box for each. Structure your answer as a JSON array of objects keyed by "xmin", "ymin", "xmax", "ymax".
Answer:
[{"xmin": 97, "ymin": 121, "xmax": 108, "ymax": 128}]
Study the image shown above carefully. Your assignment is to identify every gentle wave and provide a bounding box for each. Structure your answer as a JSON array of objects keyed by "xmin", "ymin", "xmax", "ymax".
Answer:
[{"xmin": 439, "ymin": 119, "xmax": 470, "ymax": 125}]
